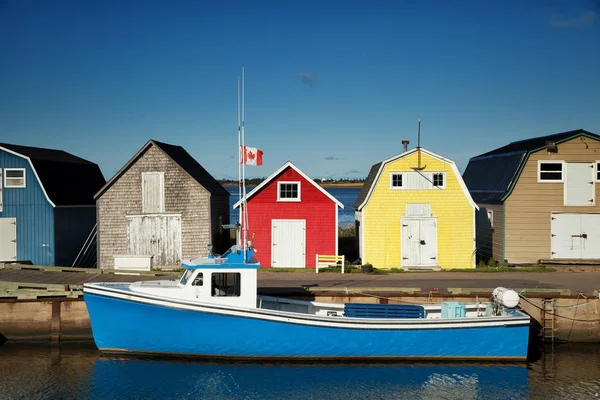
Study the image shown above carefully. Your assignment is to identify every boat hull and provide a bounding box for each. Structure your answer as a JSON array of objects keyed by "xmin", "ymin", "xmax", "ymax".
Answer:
[{"xmin": 84, "ymin": 288, "xmax": 530, "ymax": 361}]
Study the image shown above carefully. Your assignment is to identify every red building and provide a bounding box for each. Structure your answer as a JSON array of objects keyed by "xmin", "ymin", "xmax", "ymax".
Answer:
[{"xmin": 234, "ymin": 161, "xmax": 343, "ymax": 268}]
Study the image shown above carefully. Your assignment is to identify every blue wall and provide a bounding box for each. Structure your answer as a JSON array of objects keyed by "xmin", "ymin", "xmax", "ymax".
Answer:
[{"xmin": 0, "ymin": 150, "xmax": 55, "ymax": 265}]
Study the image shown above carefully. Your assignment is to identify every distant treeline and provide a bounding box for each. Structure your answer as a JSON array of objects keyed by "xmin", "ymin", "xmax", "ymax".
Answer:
[{"xmin": 219, "ymin": 178, "xmax": 366, "ymax": 186}]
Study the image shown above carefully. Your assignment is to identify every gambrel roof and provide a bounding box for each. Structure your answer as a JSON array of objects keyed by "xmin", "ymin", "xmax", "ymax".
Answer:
[
  {"xmin": 0, "ymin": 142, "xmax": 105, "ymax": 206},
  {"xmin": 352, "ymin": 147, "xmax": 477, "ymax": 211},
  {"xmin": 95, "ymin": 139, "xmax": 229, "ymax": 199},
  {"xmin": 463, "ymin": 129, "xmax": 600, "ymax": 204},
  {"xmin": 233, "ymin": 161, "xmax": 344, "ymax": 209}
]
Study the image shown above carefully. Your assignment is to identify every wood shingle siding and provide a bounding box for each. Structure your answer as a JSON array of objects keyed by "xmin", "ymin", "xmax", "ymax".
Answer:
[{"xmin": 96, "ymin": 141, "xmax": 229, "ymax": 269}]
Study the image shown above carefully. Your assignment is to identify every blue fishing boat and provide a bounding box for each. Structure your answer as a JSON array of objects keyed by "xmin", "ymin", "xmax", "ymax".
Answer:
[{"xmin": 83, "ymin": 245, "xmax": 531, "ymax": 361}]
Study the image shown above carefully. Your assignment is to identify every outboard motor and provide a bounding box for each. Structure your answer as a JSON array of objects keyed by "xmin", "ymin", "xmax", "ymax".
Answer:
[{"xmin": 491, "ymin": 287, "xmax": 520, "ymax": 316}]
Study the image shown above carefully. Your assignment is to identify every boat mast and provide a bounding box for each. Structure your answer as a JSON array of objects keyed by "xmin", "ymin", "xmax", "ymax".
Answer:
[
  {"xmin": 241, "ymin": 68, "xmax": 248, "ymax": 259},
  {"xmin": 237, "ymin": 74, "xmax": 243, "ymax": 247}
]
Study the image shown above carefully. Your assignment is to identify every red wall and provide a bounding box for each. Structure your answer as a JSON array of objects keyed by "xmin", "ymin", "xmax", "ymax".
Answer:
[{"xmin": 242, "ymin": 167, "xmax": 338, "ymax": 268}]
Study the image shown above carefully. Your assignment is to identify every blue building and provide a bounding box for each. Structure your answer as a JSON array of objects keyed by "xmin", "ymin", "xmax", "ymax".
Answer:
[{"xmin": 0, "ymin": 143, "xmax": 105, "ymax": 266}]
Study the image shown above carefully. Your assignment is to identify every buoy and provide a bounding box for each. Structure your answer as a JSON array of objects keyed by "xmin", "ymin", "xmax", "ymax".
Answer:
[{"xmin": 492, "ymin": 287, "xmax": 520, "ymax": 308}]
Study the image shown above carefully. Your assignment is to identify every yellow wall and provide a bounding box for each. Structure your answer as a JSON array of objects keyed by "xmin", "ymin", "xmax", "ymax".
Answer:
[{"xmin": 362, "ymin": 151, "xmax": 475, "ymax": 269}]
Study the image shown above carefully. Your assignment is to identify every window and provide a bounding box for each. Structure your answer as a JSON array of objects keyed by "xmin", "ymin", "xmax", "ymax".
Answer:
[
  {"xmin": 597, "ymin": 162, "xmax": 600, "ymax": 182},
  {"xmin": 192, "ymin": 272, "xmax": 203, "ymax": 286},
  {"xmin": 432, "ymin": 173, "xmax": 445, "ymax": 188},
  {"xmin": 180, "ymin": 269, "xmax": 193, "ymax": 285},
  {"xmin": 278, "ymin": 182, "xmax": 300, "ymax": 201},
  {"xmin": 391, "ymin": 172, "xmax": 445, "ymax": 190},
  {"xmin": 538, "ymin": 161, "xmax": 564, "ymax": 182},
  {"xmin": 4, "ymin": 168, "xmax": 26, "ymax": 188},
  {"xmin": 211, "ymin": 272, "xmax": 241, "ymax": 297},
  {"xmin": 391, "ymin": 173, "xmax": 403, "ymax": 188}
]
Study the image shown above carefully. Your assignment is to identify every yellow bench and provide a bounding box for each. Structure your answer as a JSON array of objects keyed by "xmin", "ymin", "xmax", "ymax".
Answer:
[{"xmin": 315, "ymin": 254, "xmax": 345, "ymax": 274}]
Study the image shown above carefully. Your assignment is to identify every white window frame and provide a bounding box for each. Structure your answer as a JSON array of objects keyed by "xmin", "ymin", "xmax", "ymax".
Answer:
[
  {"xmin": 390, "ymin": 172, "xmax": 404, "ymax": 189},
  {"xmin": 277, "ymin": 181, "xmax": 301, "ymax": 202},
  {"xmin": 4, "ymin": 168, "xmax": 26, "ymax": 188},
  {"xmin": 432, "ymin": 172, "xmax": 446, "ymax": 189},
  {"xmin": 538, "ymin": 160, "xmax": 564, "ymax": 183},
  {"xmin": 596, "ymin": 161, "xmax": 600, "ymax": 182}
]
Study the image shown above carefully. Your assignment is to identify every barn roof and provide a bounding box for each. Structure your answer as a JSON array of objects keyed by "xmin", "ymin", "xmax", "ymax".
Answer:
[
  {"xmin": 463, "ymin": 129, "xmax": 599, "ymax": 204},
  {"xmin": 0, "ymin": 142, "xmax": 106, "ymax": 206},
  {"xmin": 352, "ymin": 147, "xmax": 477, "ymax": 211},
  {"xmin": 233, "ymin": 161, "xmax": 344, "ymax": 209},
  {"xmin": 95, "ymin": 139, "xmax": 229, "ymax": 199}
]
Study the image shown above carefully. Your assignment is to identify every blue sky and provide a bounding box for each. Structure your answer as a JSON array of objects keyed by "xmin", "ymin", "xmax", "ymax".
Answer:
[{"xmin": 2, "ymin": 1, "xmax": 599, "ymax": 180}]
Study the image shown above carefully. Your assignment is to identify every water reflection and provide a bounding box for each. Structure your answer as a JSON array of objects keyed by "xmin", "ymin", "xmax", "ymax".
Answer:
[{"xmin": 0, "ymin": 342, "xmax": 599, "ymax": 400}]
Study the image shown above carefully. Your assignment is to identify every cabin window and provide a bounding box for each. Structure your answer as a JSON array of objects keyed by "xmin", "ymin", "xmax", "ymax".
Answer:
[
  {"xmin": 192, "ymin": 272, "xmax": 203, "ymax": 286},
  {"xmin": 432, "ymin": 173, "xmax": 445, "ymax": 188},
  {"xmin": 278, "ymin": 181, "xmax": 300, "ymax": 201},
  {"xmin": 180, "ymin": 269, "xmax": 193, "ymax": 285},
  {"xmin": 211, "ymin": 272, "xmax": 241, "ymax": 297},
  {"xmin": 538, "ymin": 161, "xmax": 564, "ymax": 182},
  {"xmin": 390, "ymin": 173, "xmax": 403, "ymax": 188},
  {"xmin": 4, "ymin": 168, "xmax": 26, "ymax": 188}
]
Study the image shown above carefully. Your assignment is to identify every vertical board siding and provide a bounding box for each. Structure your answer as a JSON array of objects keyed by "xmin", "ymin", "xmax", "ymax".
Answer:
[
  {"xmin": 505, "ymin": 137, "xmax": 600, "ymax": 263},
  {"xmin": 363, "ymin": 152, "xmax": 475, "ymax": 269},
  {"xmin": 127, "ymin": 214, "xmax": 182, "ymax": 265},
  {"xmin": 0, "ymin": 150, "xmax": 54, "ymax": 265},
  {"xmin": 245, "ymin": 167, "xmax": 338, "ymax": 268},
  {"xmin": 97, "ymin": 145, "xmax": 217, "ymax": 268}
]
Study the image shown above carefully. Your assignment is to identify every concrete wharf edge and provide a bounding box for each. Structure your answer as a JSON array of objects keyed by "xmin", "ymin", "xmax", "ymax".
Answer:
[{"xmin": 1, "ymin": 264, "xmax": 599, "ymax": 343}]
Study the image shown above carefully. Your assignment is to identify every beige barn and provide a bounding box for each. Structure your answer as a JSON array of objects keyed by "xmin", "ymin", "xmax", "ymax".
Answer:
[
  {"xmin": 95, "ymin": 140, "xmax": 230, "ymax": 270},
  {"xmin": 463, "ymin": 129, "xmax": 600, "ymax": 264}
]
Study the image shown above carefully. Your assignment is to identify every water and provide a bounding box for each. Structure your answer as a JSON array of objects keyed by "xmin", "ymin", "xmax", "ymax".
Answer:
[
  {"xmin": 1, "ymin": 342, "xmax": 599, "ymax": 399},
  {"xmin": 227, "ymin": 186, "xmax": 360, "ymax": 228}
]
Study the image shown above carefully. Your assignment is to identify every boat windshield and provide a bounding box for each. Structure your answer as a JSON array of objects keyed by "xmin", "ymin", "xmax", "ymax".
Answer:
[{"xmin": 180, "ymin": 269, "xmax": 193, "ymax": 286}]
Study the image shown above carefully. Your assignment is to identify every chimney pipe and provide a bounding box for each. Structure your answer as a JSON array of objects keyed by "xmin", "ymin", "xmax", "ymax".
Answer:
[{"xmin": 402, "ymin": 140, "xmax": 410, "ymax": 153}]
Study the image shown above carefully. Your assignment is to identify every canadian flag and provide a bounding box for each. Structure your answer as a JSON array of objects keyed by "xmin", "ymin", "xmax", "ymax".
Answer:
[{"xmin": 240, "ymin": 145, "xmax": 263, "ymax": 166}]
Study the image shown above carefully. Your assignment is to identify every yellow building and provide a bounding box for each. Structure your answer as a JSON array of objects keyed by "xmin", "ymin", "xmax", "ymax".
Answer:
[{"xmin": 353, "ymin": 148, "xmax": 478, "ymax": 270}]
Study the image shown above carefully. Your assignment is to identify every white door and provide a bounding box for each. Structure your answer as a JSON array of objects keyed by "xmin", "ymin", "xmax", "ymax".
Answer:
[
  {"xmin": 582, "ymin": 215, "xmax": 600, "ymax": 258},
  {"xmin": 127, "ymin": 215, "xmax": 182, "ymax": 266},
  {"xmin": 0, "ymin": 218, "xmax": 17, "ymax": 262},
  {"xmin": 271, "ymin": 219, "xmax": 305, "ymax": 268},
  {"xmin": 142, "ymin": 172, "xmax": 165, "ymax": 213},
  {"xmin": 401, "ymin": 218, "xmax": 438, "ymax": 267},
  {"xmin": 565, "ymin": 163, "xmax": 594, "ymax": 206},
  {"xmin": 551, "ymin": 213, "xmax": 600, "ymax": 259}
]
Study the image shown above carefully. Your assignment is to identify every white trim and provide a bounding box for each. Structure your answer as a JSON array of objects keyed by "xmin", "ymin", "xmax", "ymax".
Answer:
[
  {"xmin": 233, "ymin": 161, "xmax": 344, "ymax": 209},
  {"xmin": 277, "ymin": 181, "xmax": 301, "ymax": 202},
  {"xmin": 84, "ymin": 284, "xmax": 530, "ymax": 330},
  {"xmin": 432, "ymin": 172, "xmax": 446, "ymax": 189},
  {"xmin": 0, "ymin": 146, "xmax": 56, "ymax": 207},
  {"xmin": 390, "ymin": 172, "xmax": 404, "ymax": 189},
  {"xmin": 3, "ymin": 168, "xmax": 26, "ymax": 188},
  {"xmin": 361, "ymin": 208, "xmax": 366, "ymax": 263},
  {"xmin": 334, "ymin": 202, "xmax": 339, "ymax": 256},
  {"xmin": 537, "ymin": 160, "xmax": 564, "ymax": 183},
  {"xmin": 357, "ymin": 148, "xmax": 477, "ymax": 211}
]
